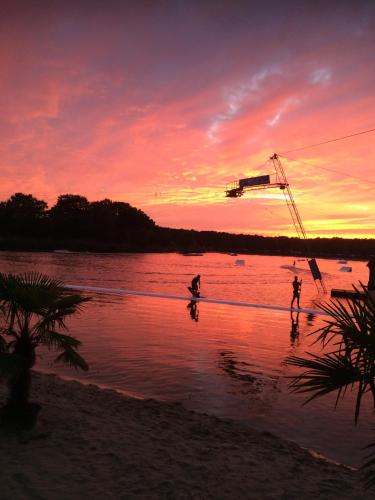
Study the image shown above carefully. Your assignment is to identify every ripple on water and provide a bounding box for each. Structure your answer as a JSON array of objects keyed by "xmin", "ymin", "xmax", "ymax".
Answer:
[{"xmin": 0, "ymin": 251, "xmax": 371, "ymax": 467}]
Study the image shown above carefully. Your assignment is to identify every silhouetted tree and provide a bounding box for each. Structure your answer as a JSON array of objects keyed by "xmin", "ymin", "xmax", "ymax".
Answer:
[
  {"xmin": 112, "ymin": 201, "xmax": 155, "ymax": 245},
  {"xmin": 1, "ymin": 191, "xmax": 375, "ymax": 255},
  {"xmin": 87, "ymin": 199, "xmax": 117, "ymax": 241},
  {"xmin": 0, "ymin": 193, "xmax": 47, "ymax": 236},
  {"xmin": 49, "ymin": 194, "xmax": 90, "ymax": 238}
]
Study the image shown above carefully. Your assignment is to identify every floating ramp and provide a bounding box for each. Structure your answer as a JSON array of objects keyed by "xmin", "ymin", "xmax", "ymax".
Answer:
[
  {"xmin": 330, "ymin": 289, "xmax": 375, "ymax": 299},
  {"xmin": 330, "ymin": 289, "xmax": 364, "ymax": 299},
  {"xmin": 66, "ymin": 284, "xmax": 330, "ymax": 317}
]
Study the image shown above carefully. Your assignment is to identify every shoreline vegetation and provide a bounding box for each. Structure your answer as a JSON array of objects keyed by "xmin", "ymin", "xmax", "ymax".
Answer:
[
  {"xmin": 0, "ymin": 372, "xmax": 372, "ymax": 499},
  {"xmin": 1, "ymin": 192, "xmax": 375, "ymax": 259}
]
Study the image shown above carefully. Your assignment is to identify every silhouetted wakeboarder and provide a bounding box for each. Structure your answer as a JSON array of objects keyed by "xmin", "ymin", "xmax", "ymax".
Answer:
[
  {"xmin": 291, "ymin": 276, "xmax": 302, "ymax": 309},
  {"xmin": 188, "ymin": 274, "xmax": 201, "ymax": 298}
]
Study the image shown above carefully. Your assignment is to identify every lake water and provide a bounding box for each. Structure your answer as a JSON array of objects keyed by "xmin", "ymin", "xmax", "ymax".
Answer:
[{"xmin": 0, "ymin": 250, "xmax": 372, "ymax": 467}]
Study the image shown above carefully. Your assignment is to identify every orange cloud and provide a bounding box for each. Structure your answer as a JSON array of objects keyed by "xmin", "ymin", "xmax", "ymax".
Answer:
[{"xmin": 0, "ymin": 2, "xmax": 374, "ymax": 237}]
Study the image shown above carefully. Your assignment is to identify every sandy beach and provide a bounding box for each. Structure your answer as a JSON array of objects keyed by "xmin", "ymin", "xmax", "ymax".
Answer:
[{"xmin": 0, "ymin": 373, "xmax": 372, "ymax": 499}]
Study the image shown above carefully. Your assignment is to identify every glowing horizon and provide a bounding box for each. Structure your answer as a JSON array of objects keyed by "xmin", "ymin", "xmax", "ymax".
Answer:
[{"xmin": 1, "ymin": 1, "xmax": 374, "ymax": 238}]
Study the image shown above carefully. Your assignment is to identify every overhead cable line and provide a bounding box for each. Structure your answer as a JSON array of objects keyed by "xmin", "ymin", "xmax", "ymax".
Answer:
[
  {"xmin": 279, "ymin": 154, "xmax": 375, "ymax": 186},
  {"xmin": 280, "ymin": 127, "xmax": 375, "ymax": 155}
]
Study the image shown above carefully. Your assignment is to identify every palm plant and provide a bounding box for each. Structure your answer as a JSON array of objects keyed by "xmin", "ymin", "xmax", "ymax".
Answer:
[
  {"xmin": 286, "ymin": 284, "xmax": 375, "ymax": 487},
  {"xmin": 0, "ymin": 272, "xmax": 90, "ymax": 428}
]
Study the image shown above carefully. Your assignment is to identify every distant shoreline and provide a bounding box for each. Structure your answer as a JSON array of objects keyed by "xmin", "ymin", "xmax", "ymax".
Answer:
[
  {"xmin": 0, "ymin": 372, "xmax": 372, "ymax": 499},
  {"xmin": 1, "ymin": 193, "xmax": 374, "ymax": 261},
  {"xmin": 0, "ymin": 238, "xmax": 372, "ymax": 261}
]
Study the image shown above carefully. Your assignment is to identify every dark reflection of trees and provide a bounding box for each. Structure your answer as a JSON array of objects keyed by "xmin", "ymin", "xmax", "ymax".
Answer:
[
  {"xmin": 187, "ymin": 300, "xmax": 199, "ymax": 322},
  {"xmin": 218, "ymin": 351, "xmax": 263, "ymax": 395}
]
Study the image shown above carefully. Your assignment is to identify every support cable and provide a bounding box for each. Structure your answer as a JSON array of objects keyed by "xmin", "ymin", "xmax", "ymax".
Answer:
[
  {"xmin": 280, "ymin": 127, "xmax": 375, "ymax": 155},
  {"xmin": 279, "ymin": 154, "xmax": 375, "ymax": 186}
]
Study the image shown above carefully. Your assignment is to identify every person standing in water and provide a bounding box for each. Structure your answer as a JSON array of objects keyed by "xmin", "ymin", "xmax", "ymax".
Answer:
[
  {"xmin": 291, "ymin": 276, "xmax": 302, "ymax": 309},
  {"xmin": 191, "ymin": 274, "xmax": 201, "ymax": 297}
]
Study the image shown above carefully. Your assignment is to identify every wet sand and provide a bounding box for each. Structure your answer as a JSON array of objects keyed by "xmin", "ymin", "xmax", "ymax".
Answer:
[{"xmin": 0, "ymin": 373, "xmax": 372, "ymax": 499}]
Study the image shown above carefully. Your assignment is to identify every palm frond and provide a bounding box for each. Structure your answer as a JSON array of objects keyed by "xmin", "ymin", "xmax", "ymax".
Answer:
[
  {"xmin": 287, "ymin": 352, "xmax": 365, "ymax": 418},
  {"xmin": 0, "ymin": 272, "xmax": 89, "ymax": 375},
  {"xmin": 18, "ymin": 271, "xmax": 64, "ymax": 290},
  {"xmin": 33, "ymin": 295, "xmax": 90, "ymax": 335},
  {"xmin": 288, "ymin": 283, "xmax": 375, "ymax": 487},
  {"xmin": 35, "ymin": 330, "xmax": 82, "ymax": 350},
  {"xmin": 54, "ymin": 346, "xmax": 89, "ymax": 371},
  {"xmin": 0, "ymin": 272, "xmax": 64, "ymax": 314},
  {"xmin": 311, "ymin": 292, "xmax": 375, "ymax": 358}
]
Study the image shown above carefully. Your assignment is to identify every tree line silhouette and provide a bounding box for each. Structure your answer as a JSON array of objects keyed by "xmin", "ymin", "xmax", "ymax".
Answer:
[{"xmin": 0, "ymin": 192, "xmax": 374, "ymax": 257}]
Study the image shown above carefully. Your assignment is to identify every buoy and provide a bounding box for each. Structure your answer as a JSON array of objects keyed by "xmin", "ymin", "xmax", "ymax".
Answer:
[
  {"xmin": 339, "ymin": 266, "xmax": 352, "ymax": 272},
  {"xmin": 235, "ymin": 259, "xmax": 245, "ymax": 266}
]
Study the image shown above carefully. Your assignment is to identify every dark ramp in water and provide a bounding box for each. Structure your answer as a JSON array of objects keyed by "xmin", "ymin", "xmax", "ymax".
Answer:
[
  {"xmin": 280, "ymin": 264, "xmax": 309, "ymax": 272},
  {"xmin": 331, "ymin": 289, "xmax": 365, "ymax": 299}
]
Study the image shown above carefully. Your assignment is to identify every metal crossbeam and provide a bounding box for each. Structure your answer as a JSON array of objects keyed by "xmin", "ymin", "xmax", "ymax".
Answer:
[{"xmin": 224, "ymin": 153, "xmax": 326, "ymax": 293}]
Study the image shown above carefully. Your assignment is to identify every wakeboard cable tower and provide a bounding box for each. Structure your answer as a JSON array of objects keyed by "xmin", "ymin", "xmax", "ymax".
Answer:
[{"xmin": 225, "ymin": 153, "xmax": 326, "ymax": 293}]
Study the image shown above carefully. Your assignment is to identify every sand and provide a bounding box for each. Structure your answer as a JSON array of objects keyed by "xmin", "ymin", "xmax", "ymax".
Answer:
[{"xmin": 0, "ymin": 373, "xmax": 372, "ymax": 500}]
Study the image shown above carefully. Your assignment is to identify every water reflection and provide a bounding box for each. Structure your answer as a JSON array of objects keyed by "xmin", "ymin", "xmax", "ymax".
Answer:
[
  {"xmin": 187, "ymin": 300, "xmax": 199, "ymax": 321},
  {"xmin": 0, "ymin": 251, "xmax": 371, "ymax": 467},
  {"xmin": 306, "ymin": 312, "xmax": 316, "ymax": 326},
  {"xmin": 290, "ymin": 311, "xmax": 300, "ymax": 346},
  {"xmin": 218, "ymin": 351, "xmax": 262, "ymax": 395}
]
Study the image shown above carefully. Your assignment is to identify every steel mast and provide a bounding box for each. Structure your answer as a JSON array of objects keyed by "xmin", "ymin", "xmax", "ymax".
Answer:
[
  {"xmin": 225, "ymin": 153, "xmax": 326, "ymax": 293},
  {"xmin": 270, "ymin": 153, "xmax": 306, "ymax": 240}
]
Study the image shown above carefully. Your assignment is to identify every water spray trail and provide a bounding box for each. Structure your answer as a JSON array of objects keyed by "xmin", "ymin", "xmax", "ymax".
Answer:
[{"xmin": 66, "ymin": 284, "xmax": 329, "ymax": 316}]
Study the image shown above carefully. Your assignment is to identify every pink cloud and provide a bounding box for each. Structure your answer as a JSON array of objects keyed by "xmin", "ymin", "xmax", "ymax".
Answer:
[{"xmin": 0, "ymin": 1, "xmax": 374, "ymax": 237}]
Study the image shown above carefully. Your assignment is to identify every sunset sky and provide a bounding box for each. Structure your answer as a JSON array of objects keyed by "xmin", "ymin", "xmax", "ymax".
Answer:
[{"xmin": 1, "ymin": 1, "xmax": 374, "ymax": 238}]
